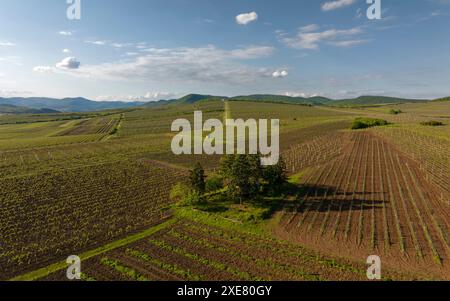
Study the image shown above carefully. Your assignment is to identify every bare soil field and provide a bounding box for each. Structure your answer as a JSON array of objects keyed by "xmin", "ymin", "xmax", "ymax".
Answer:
[{"xmin": 276, "ymin": 131, "xmax": 450, "ymax": 279}]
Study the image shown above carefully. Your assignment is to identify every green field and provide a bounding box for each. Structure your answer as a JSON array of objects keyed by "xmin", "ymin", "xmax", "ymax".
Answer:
[{"xmin": 1, "ymin": 99, "xmax": 449, "ymax": 281}]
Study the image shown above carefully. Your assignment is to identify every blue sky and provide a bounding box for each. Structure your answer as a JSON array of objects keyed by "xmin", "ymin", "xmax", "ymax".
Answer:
[{"xmin": 1, "ymin": 0, "xmax": 450, "ymax": 101}]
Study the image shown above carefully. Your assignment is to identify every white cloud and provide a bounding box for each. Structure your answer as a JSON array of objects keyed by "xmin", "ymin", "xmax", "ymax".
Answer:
[
  {"xmin": 284, "ymin": 91, "xmax": 319, "ymax": 98},
  {"xmin": 59, "ymin": 31, "xmax": 73, "ymax": 36},
  {"xmin": 328, "ymin": 39, "xmax": 370, "ymax": 47},
  {"xmin": 228, "ymin": 46, "xmax": 274, "ymax": 59},
  {"xmin": 0, "ymin": 41, "xmax": 15, "ymax": 47},
  {"xmin": 43, "ymin": 45, "xmax": 282, "ymax": 84},
  {"xmin": 33, "ymin": 66, "xmax": 54, "ymax": 73},
  {"xmin": 236, "ymin": 12, "xmax": 258, "ymax": 25},
  {"xmin": 84, "ymin": 40, "xmax": 134, "ymax": 48},
  {"xmin": 321, "ymin": 0, "xmax": 356, "ymax": 11},
  {"xmin": 280, "ymin": 27, "xmax": 365, "ymax": 49},
  {"xmin": 85, "ymin": 40, "xmax": 107, "ymax": 46},
  {"xmin": 95, "ymin": 92, "xmax": 181, "ymax": 102},
  {"xmin": 300, "ymin": 24, "xmax": 319, "ymax": 32},
  {"xmin": 112, "ymin": 43, "xmax": 133, "ymax": 48},
  {"xmin": 272, "ymin": 70, "xmax": 288, "ymax": 78},
  {"xmin": 56, "ymin": 57, "xmax": 81, "ymax": 69},
  {"xmin": 63, "ymin": 48, "xmax": 71, "ymax": 53}
]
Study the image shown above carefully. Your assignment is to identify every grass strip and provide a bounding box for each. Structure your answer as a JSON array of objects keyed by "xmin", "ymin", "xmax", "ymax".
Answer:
[{"xmin": 10, "ymin": 218, "xmax": 177, "ymax": 281}]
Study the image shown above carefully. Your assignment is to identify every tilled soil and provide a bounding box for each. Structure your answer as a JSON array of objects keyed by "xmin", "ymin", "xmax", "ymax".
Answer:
[{"xmin": 276, "ymin": 131, "xmax": 450, "ymax": 280}]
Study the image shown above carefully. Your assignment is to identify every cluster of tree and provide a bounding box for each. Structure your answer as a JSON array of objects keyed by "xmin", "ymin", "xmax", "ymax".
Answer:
[
  {"xmin": 171, "ymin": 155, "xmax": 287, "ymax": 206},
  {"xmin": 389, "ymin": 109, "xmax": 403, "ymax": 115},
  {"xmin": 219, "ymin": 154, "xmax": 287, "ymax": 202},
  {"xmin": 351, "ymin": 117, "xmax": 388, "ymax": 130}
]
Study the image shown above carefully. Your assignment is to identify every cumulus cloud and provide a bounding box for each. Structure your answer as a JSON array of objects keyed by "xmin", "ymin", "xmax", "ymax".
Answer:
[
  {"xmin": 56, "ymin": 57, "xmax": 81, "ymax": 69},
  {"xmin": 43, "ymin": 45, "xmax": 282, "ymax": 84},
  {"xmin": 272, "ymin": 70, "xmax": 288, "ymax": 78},
  {"xmin": 63, "ymin": 48, "xmax": 71, "ymax": 53},
  {"xmin": 321, "ymin": 0, "xmax": 356, "ymax": 11},
  {"xmin": 236, "ymin": 12, "xmax": 258, "ymax": 25},
  {"xmin": 280, "ymin": 26, "xmax": 366, "ymax": 49},
  {"xmin": 59, "ymin": 31, "xmax": 73, "ymax": 36}
]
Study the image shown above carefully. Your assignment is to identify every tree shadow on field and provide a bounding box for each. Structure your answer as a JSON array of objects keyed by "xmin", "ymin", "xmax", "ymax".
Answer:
[
  {"xmin": 300, "ymin": 184, "xmax": 379, "ymax": 198},
  {"xmin": 196, "ymin": 182, "xmax": 387, "ymax": 222},
  {"xmin": 296, "ymin": 198, "xmax": 385, "ymax": 213},
  {"xmin": 280, "ymin": 183, "xmax": 387, "ymax": 214}
]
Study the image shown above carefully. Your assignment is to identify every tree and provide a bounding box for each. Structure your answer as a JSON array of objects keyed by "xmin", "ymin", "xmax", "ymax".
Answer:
[
  {"xmin": 189, "ymin": 162, "xmax": 206, "ymax": 194},
  {"xmin": 220, "ymin": 154, "xmax": 262, "ymax": 203},
  {"xmin": 205, "ymin": 174, "xmax": 224, "ymax": 192},
  {"xmin": 263, "ymin": 156, "xmax": 287, "ymax": 194}
]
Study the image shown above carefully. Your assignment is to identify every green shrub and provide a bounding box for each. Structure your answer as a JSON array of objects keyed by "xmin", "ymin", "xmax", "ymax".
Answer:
[
  {"xmin": 170, "ymin": 183, "xmax": 191, "ymax": 205},
  {"xmin": 351, "ymin": 118, "xmax": 388, "ymax": 130},
  {"xmin": 205, "ymin": 175, "xmax": 224, "ymax": 192},
  {"xmin": 183, "ymin": 190, "xmax": 203, "ymax": 206},
  {"xmin": 170, "ymin": 182, "xmax": 204, "ymax": 206},
  {"xmin": 389, "ymin": 109, "xmax": 402, "ymax": 115},
  {"xmin": 420, "ymin": 121, "xmax": 444, "ymax": 126}
]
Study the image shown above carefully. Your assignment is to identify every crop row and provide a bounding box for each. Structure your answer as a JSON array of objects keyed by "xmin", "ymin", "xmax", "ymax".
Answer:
[
  {"xmin": 279, "ymin": 131, "xmax": 450, "ymax": 268},
  {"xmin": 373, "ymin": 126, "xmax": 450, "ymax": 198},
  {"xmin": 0, "ymin": 159, "xmax": 187, "ymax": 280}
]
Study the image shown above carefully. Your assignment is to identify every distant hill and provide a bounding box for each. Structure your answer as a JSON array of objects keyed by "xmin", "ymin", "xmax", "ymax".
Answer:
[
  {"xmin": 0, "ymin": 97, "xmax": 145, "ymax": 113},
  {"xmin": 145, "ymin": 93, "xmax": 430, "ymax": 107},
  {"xmin": 432, "ymin": 96, "xmax": 450, "ymax": 102},
  {"xmin": 174, "ymin": 94, "xmax": 227, "ymax": 104},
  {"xmin": 230, "ymin": 94, "xmax": 331, "ymax": 105},
  {"xmin": 142, "ymin": 99, "xmax": 176, "ymax": 108},
  {"xmin": 0, "ymin": 104, "xmax": 60, "ymax": 114},
  {"xmin": 326, "ymin": 96, "xmax": 428, "ymax": 107},
  {"xmin": 0, "ymin": 94, "xmax": 433, "ymax": 113}
]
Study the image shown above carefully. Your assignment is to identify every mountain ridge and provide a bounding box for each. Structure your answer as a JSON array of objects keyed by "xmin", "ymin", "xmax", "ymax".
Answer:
[
  {"xmin": 0, "ymin": 97, "xmax": 145, "ymax": 113},
  {"xmin": 0, "ymin": 104, "xmax": 60, "ymax": 114},
  {"xmin": 0, "ymin": 93, "xmax": 438, "ymax": 113}
]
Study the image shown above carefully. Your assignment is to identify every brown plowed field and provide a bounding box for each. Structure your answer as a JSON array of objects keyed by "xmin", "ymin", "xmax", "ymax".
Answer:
[
  {"xmin": 276, "ymin": 131, "xmax": 450, "ymax": 279},
  {"xmin": 43, "ymin": 218, "xmax": 402, "ymax": 281}
]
